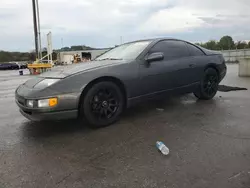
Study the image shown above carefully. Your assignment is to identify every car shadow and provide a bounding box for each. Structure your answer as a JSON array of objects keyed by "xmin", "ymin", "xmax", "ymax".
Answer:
[
  {"xmin": 21, "ymin": 94, "xmax": 216, "ymax": 139},
  {"xmin": 21, "ymin": 119, "xmax": 91, "ymax": 139},
  {"xmin": 21, "ymin": 99, "xmax": 175, "ymax": 139}
]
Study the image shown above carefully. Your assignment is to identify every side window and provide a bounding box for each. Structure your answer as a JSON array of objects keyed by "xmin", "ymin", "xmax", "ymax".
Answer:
[
  {"xmin": 149, "ymin": 40, "xmax": 190, "ymax": 60},
  {"xmin": 186, "ymin": 43, "xmax": 205, "ymax": 56}
]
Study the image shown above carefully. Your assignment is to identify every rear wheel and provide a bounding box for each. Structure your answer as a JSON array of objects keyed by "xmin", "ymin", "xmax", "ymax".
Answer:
[
  {"xmin": 81, "ymin": 81, "xmax": 124, "ymax": 128},
  {"xmin": 194, "ymin": 68, "xmax": 219, "ymax": 100}
]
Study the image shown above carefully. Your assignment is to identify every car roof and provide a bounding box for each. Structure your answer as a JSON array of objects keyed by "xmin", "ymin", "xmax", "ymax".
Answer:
[
  {"xmin": 121, "ymin": 37, "xmax": 212, "ymax": 56},
  {"xmin": 123, "ymin": 38, "xmax": 191, "ymax": 45}
]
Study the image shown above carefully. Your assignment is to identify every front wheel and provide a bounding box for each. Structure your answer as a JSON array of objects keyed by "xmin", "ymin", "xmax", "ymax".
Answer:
[
  {"xmin": 81, "ymin": 81, "xmax": 124, "ymax": 128},
  {"xmin": 194, "ymin": 68, "xmax": 219, "ymax": 100}
]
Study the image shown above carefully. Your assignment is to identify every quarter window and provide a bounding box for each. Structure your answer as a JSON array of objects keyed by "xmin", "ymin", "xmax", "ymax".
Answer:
[{"xmin": 186, "ymin": 43, "xmax": 205, "ymax": 56}]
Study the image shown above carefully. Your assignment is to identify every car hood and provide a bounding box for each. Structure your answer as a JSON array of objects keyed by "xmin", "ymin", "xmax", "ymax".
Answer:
[{"xmin": 39, "ymin": 60, "xmax": 129, "ymax": 78}]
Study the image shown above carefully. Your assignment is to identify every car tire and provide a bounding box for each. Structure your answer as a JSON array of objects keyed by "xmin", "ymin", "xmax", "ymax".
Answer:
[
  {"xmin": 81, "ymin": 81, "xmax": 124, "ymax": 128},
  {"xmin": 194, "ymin": 68, "xmax": 219, "ymax": 100}
]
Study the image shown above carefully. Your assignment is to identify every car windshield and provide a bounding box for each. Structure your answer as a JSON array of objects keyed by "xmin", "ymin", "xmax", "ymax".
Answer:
[{"xmin": 96, "ymin": 41, "xmax": 152, "ymax": 61}]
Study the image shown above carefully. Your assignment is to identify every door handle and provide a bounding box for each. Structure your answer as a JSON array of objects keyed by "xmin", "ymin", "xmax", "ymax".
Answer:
[{"xmin": 189, "ymin": 64, "xmax": 195, "ymax": 68}]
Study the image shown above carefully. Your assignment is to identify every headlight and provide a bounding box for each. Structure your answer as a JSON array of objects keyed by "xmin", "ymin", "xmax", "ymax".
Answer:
[
  {"xmin": 25, "ymin": 98, "xmax": 58, "ymax": 108},
  {"xmin": 38, "ymin": 98, "xmax": 58, "ymax": 108},
  {"xmin": 34, "ymin": 79, "xmax": 60, "ymax": 89},
  {"xmin": 26, "ymin": 100, "xmax": 34, "ymax": 108}
]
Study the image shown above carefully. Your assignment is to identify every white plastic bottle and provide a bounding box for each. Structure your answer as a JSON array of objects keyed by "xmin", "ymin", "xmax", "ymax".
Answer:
[{"xmin": 156, "ymin": 141, "xmax": 169, "ymax": 155}]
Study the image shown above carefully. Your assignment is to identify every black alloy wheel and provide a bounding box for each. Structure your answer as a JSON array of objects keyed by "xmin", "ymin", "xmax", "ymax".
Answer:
[
  {"xmin": 194, "ymin": 68, "xmax": 219, "ymax": 100},
  {"xmin": 91, "ymin": 88, "xmax": 119, "ymax": 120},
  {"xmin": 203, "ymin": 73, "xmax": 218, "ymax": 97},
  {"xmin": 82, "ymin": 81, "xmax": 124, "ymax": 128}
]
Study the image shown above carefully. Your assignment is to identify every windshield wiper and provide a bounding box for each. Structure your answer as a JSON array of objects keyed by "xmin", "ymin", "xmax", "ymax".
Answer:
[{"xmin": 97, "ymin": 58, "xmax": 123, "ymax": 61}]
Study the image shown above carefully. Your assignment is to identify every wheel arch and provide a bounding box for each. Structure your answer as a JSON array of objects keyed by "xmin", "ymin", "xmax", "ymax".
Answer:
[
  {"xmin": 78, "ymin": 76, "xmax": 127, "ymax": 116},
  {"xmin": 204, "ymin": 63, "xmax": 220, "ymax": 77}
]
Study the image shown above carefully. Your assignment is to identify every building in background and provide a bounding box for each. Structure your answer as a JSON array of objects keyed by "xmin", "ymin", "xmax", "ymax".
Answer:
[{"xmin": 58, "ymin": 49, "xmax": 110, "ymax": 64}]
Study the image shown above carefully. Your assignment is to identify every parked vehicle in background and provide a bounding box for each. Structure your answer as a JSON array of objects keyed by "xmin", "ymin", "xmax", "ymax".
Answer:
[
  {"xmin": 0, "ymin": 63, "xmax": 19, "ymax": 70},
  {"xmin": 13, "ymin": 62, "xmax": 28, "ymax": 69},
  {"xmin": 15, "ymin": 38, "xmax": 227, "ymax": 128},
  {"xmin": 0, "ymin": 63, "xmax": 11, "ymax": 70},
  {"xmin": 10, "ymin": 63, "xmax": 19, "ymax": 69},
  {"xmin": 54, "ymin": 61, "xmax": 65, "ymax": 66},
  {"xmin": 19, "ymin": 63, "xmax": 28, "ymax": 69}
]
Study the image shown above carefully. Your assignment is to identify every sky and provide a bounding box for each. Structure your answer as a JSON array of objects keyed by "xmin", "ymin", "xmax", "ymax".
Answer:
[{"xmin": 0, "ymin": 0, "xmax": 250, "ymax": 51}]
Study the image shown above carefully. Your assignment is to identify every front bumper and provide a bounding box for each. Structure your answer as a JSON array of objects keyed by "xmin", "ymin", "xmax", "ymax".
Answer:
[
  {"xmin": 19, "ymin": 108, "xmax": 78, "ymax": 121},
  {"xmin": 15, "ymin": 85, "xmax": 80, "ymax": 121}
]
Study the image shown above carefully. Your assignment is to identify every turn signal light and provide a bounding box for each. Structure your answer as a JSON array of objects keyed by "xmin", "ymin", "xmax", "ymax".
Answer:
[{"xmin": 49, "ymin": 98, "xmax": 58, "ymax": 107}]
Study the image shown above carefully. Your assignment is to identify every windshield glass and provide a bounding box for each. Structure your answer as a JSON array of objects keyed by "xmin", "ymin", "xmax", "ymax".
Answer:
[{"xmin": 96, "ymin": 41, "xmax": 151, "ymax": 61}]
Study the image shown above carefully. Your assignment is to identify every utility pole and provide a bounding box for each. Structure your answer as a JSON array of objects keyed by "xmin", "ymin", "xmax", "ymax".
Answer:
[
  {"xmin": 32, "ymin": 0, "xmax": 39, "ymax": 59},
  {"xmin": 61, "ymin": 38, "xmax": 64, "ymax": 49},
  {"xmin": 36, "ymin": 0, "xmax": 42, "ymax": 60}
]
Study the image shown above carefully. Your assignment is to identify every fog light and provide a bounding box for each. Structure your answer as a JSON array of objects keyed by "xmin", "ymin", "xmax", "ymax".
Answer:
[
  {"xmin": 26, "ymin": 100, "xmax": 34, "ymax": 108},
  {"xmin": 38, "ymin": 98, "xmax": 58, "ymax": 108}
]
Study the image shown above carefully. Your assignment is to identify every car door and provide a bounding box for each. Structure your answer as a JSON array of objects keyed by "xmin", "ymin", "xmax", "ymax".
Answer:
[
  {"xmin": 138, "ymin": 40, "xmax": 194, "ymax": 96},
  {"xmin": 137, "ymin": 40, "xmax": 171, "ymax": 96}
]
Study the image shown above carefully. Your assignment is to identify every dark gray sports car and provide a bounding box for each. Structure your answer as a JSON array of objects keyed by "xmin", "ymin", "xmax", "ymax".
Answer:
[{"xmin": 15, "ymin": 38, "xmax": 227, "ymax": 128}]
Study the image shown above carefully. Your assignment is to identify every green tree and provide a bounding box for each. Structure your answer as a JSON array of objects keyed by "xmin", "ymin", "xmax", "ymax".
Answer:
[
  {"xmin": 204, "ymin": 40, "xmax": 219, "ymax": 50},
  {"xmin": 0, "ymin": 51, "xmax": 12, "ymax": 62},
  {"xmin": 61, "ymin": 47, "xmax": 70, "ymax": 51},
  {"xmin": 218, "ymin": 36, "xmax": 235, "ymax": 50},
  {"xmin": 236, "ymin": 41, "xmax": 248, "ymax": 49},
  {"xmin": 194, "ymin": 43, "xmax": 207, "ymax": 48},
  {"xmin": 70, "ymin": 45, "xmax": 83, "ymax": 51},
  {"xmin": 198, "ymin": 43, "xmax": 206, "ymax": 48},
  {"xmin": 29, "ymin": 53, "xmax": 36, "ymax": 61},
  {"xmin": 70, "ymin": 45, "xmax": 95, "ymax": 51},
  {"xmin": 248, "ymin": 41, "xmax": 250, "ymax": 48}
]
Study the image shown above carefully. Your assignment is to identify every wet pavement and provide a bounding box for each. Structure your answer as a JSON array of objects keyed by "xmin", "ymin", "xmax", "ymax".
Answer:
[{"xmin": 0, "ymin": 65, "xmax": 250, "ymax": 188}]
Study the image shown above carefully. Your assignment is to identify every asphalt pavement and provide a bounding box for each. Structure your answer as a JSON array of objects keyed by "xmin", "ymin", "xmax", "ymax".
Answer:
[{"xmin": 0, "ymin": 65, "xmax": 250, "ymax": 188}]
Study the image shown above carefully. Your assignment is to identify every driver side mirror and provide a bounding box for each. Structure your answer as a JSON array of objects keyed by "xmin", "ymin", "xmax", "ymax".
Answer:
[{"xmin": 145, "ymin": 52, "xmax": 164, "ymax": 63}]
